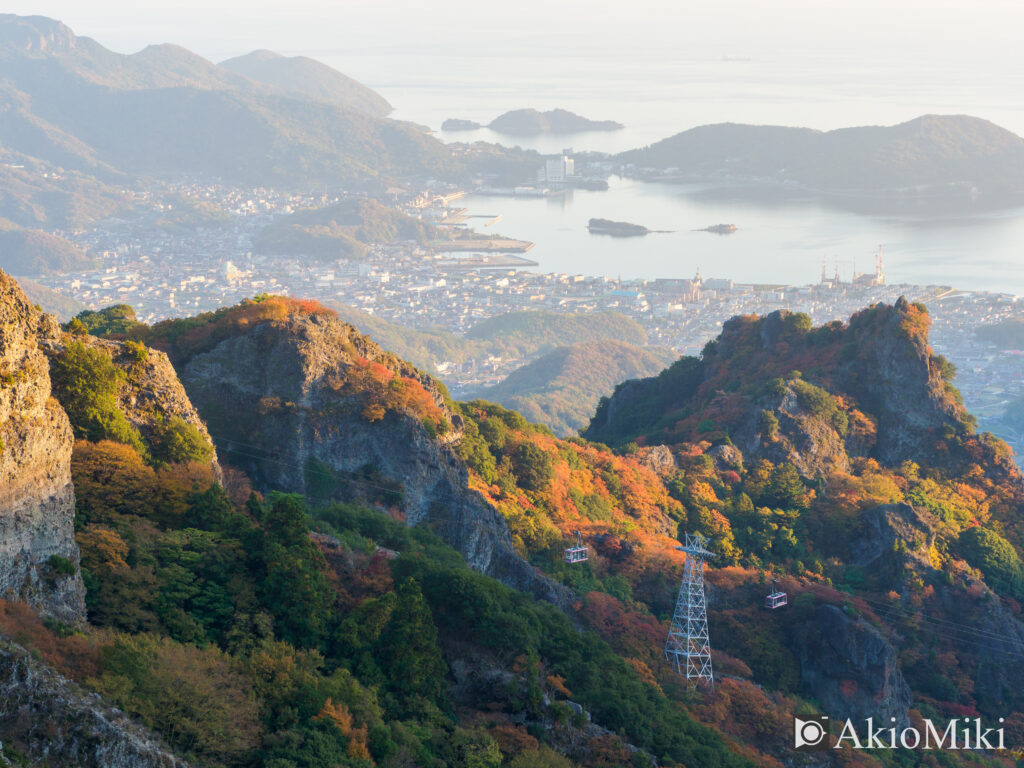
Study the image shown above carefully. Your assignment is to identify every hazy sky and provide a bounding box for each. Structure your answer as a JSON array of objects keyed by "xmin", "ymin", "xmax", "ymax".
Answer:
[
  {"xmin": 7, "ymin": 0, "xmax": 1024, "ymax": 63},
  {"xmin": 8, "ymin": 0, "xmax": 1024, "ymax": 140}
]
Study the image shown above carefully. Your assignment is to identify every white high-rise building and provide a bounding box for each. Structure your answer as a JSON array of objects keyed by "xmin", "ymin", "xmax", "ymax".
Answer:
[{"xmin": 544, "ymin": 154, "xmax": 575, "ymax": 183}]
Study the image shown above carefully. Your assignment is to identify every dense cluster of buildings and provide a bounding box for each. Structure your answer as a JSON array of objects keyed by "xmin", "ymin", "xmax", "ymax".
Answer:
[{"xmin": 34, "ymin": 182, "xmax": 1024, "ymax": 461}]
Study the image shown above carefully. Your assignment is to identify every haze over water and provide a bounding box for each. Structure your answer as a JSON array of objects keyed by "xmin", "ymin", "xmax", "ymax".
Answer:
[
  {"xmin": 464, "ymin": 177, "xmax": 1024, "ymax": 293},
  {"xmin": 13, "ymin": 0, "xmax": 1024, "ymax": 292}
]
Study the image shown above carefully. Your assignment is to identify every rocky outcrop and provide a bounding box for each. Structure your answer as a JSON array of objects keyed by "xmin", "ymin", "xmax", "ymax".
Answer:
[
  {"xmin": 41, "ymin": 334, "xmax": 219, "ymax": 474},
  {"xmin": 0, "ymin": 271, "xmax": 84, "ymax": 624},
  {"xmin": 851, "ymin": 503, "xmax": 939, "ymax": 573},
  {"xmin": 178, "ymin": 311, "xmax": 572, "ymax": 609},
  {"xmin": 0, "ymin": 638, "xmax": 188, "ymax": 767},
  {"xmin": 637, "ymin": 444, "xmax": 677, "ymax": 476},
  {"xmin": 837, "ymin": 297, "xmax": 967, "ymax": 466},
  {"xmin": 791, "ymin": 604, "xmax": 911, "ymax": 726},
  {"xmin": 588, "ymin": 301, "xmax": 1022, "ymax": 486}
]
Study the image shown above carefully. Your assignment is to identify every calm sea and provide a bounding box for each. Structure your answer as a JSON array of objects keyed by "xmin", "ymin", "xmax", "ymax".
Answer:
[
  {"xmin": 47, "ymin": 2, "xmax": 1024, "ymax": 293},
  {"xmin": 309, "ymin": 40, "xmax": 1024, "ymax": 294},
  {"xmin": 455, "ymin": 177, "xmax": 1024, "ymax": 293}
]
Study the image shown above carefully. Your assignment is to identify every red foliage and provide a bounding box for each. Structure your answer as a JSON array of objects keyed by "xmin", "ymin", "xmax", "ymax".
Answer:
[
  {"xmin": 339, "ymin": 357, "xmax": 448, "ymax": 431},
  {"xmin": 579, "ymin": 592, "xmax": 665, "ymax": 664},
  {"xmin": 0, "ymin": 600, "xmax": 102, "ymax": 681}
]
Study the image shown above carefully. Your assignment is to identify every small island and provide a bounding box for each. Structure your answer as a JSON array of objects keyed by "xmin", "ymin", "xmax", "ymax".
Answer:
[
  {"xmin": 489, "ymin": 108, "xmax": 624, "ymax": 136},
  {"xmin": 697, "ymin": 224, "xmax": 738, "ymax": 234},
  {"xmin": 587, "ymin": 218, "xmax": 649, "ymax": 237},
  {"xmin": 441, "ymin": 118, "xmax": 482, "ymax": 131}
]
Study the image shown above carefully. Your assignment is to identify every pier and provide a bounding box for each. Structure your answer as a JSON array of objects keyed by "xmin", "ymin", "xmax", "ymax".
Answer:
[
  {"xmin": 432, "ymin": 237, "xmax": 534, "ymax": 253},
  {"xmin": 434, "ymin": 253, "xmax": 539, "ymax": 271}
]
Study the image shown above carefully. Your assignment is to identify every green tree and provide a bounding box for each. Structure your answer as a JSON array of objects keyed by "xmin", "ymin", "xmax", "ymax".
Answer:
[
  {"xmin": 94, "ymin": 633, "xmax": 260, "ymax": 765},
  {"xmin": 511, "ymin": 442, "xmax": 554, "ymax": 491},
  {"xmin": 257, "ymin": 495, "xmax": 334, "ymax": 648},
  {"xmin": 377, "ymin": 578, "xmax": 449, "ymax": 716},
  {"xmin": 70, "ymin": 304, "xmax": 142, "ymax": 337},
  {"xmin": 49, "ymin": 341, "xmax": 145, "ymax": 452},
  {"xmin": 759, "ymin": 463, "xmax": 808, "ymax": 510},
  {"xmin": 958, "ymin": 527, "xmax": 1024, "ymax": 599},
  {"xmin": 152, "ymin": 416, "xmax": 215, "ymax": 465}
]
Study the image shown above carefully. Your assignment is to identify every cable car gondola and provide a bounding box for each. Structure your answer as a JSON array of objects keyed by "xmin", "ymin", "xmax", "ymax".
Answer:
[
  {"xmin": 765, "ymin": 579, "xmax": 788, "ymax": 610},
  {"xmin": 563, "ymin": 530, "xmax": 588, "ymax": 564}
]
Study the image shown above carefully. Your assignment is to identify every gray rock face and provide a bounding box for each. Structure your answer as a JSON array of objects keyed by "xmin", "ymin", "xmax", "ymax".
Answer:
[
  {"xmin": 0, "ymin": 271, "xmax": 84, "ymax": 624},
  {"xmin": 851, "ymin": 502, "xmax": 939, "ymax": 572},
  {"xmin": 179, "ymin": 312, "xmax": 573, "ymax": 609},
  {"xmin": 837, "ymin": 297, "xmax": 962, "ymax": 467},
  {"xmin": 707, "ymin": 443, "xmax": 742, "ymax": 472},
  {"xmin": 792, "ymin": 604, "xmax": 911, "ymax": 726},
  {"xmin": 0, "ymin": 638, "xmax": 188, "ymax": 767}
]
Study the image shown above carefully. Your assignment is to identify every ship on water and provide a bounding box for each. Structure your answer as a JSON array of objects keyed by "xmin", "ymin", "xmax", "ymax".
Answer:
[{"xmin": 697, "ymin": 223, "xmax": 738, "ymax": 234}]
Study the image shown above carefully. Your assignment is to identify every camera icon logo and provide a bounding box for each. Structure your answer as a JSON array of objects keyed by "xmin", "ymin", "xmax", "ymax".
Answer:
[{"xmin": 794, "ymin": 716, "xmax": 831, "ymax": 750}]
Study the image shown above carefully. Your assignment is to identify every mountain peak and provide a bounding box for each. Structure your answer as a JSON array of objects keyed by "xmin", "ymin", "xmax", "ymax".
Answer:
[
  {"xmin": 0, "ymin": 14, "xmax": 75, "ymax": 54},
  {"xmin": 243, "ymin": 48, "xmax": 282, "ymax": 60},
  {"xmin": 587, "ymin": 301, "xmax": 1018, "ymax": 482},
  {"xmin": 219, "ymin": 49, "xmax": 392, "ymax": 116}
]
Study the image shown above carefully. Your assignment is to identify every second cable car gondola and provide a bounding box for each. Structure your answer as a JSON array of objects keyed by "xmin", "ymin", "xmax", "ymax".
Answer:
[
  {"xmin": 764, "ymin": 579, "xmax": 788, "ymax": 609},
  {"xmin": 563, "ymin": 530, "xmax": 588, "ymax": 564}
]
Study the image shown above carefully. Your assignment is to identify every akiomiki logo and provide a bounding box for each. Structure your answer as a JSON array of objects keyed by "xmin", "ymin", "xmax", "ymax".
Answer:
[{"xmin": 794, "ymin": 715, "xmax": 1009, "ymax": 751}]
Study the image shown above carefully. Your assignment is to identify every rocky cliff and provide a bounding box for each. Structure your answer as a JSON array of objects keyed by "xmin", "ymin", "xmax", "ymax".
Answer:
[
  {"xmin": 791, "ymin": 604, "xmax": 912, "ymax": 726},
  {"xmin": 587, "ymin": 299, "xmax": 1021, "ymax": 484},
  {"xmin": 0, "ymin": 638, "xmax": 189, "ymax": 767},
  {"xmin": 170, "ymin": 303, "xmax": 571, "ymax": 608},
  {"xmin": 0, "ymin": 271, "xmax": 84, "ymax": 623}
]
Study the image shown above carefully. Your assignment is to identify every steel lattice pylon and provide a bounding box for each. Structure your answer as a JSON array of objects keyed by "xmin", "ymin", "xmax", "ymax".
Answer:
[{"xmin": 665, "ymin": 533, "xmax": 714, "ymax": 685}]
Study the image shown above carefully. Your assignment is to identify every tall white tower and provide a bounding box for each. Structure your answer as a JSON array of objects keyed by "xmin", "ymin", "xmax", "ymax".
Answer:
[{"xmin": 665, "ymin": 533, "xmax": 714, "ymax": 685}]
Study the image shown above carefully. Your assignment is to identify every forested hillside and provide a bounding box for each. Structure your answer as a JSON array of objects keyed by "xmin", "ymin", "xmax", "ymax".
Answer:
[{"xmin": 4, "ymin": 280, "xmax": 1024, "ymax": 767}]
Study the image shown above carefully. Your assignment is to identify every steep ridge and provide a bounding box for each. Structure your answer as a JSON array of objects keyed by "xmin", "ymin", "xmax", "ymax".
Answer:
[
  {"xmin": 143, "ymin": 297, "xmax": 572, "ymax": 608},
  {"xmin": 588, "ymin": 298, "xmax": 1018, "ymax": 482},
  {"xmin": 12, "ymin": 291, "xmax": 1024, "ymax": 766},
  {"xmin": 44, "ymin": 333, "xmax": 220, "ymax": 476},
  {"xmin": 0, "ymin": 270, "xmax": 84, "ymax": 623}
]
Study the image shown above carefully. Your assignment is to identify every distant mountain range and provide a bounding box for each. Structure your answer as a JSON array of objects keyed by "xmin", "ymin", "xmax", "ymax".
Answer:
[
  {"xmin": 618, "ymin": 115, "xmax": 1024, "ymax": 205},
  {"xmin": 0, "ymin": 14, "xmax": 454, "ymax": 187}
]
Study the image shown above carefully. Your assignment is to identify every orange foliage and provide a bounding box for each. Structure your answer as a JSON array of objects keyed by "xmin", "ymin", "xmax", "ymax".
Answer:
[
  {"xmin": 315, "ymin": 698, "xmax": 371, "ymax": 761},
  {"xmin": 623, "ymin": 658, "xmax": 661, "ymax": 691},
  {"xmin": 584, "ymin": 735, "xmax": 632, "ymax": 767},
  {"xmin": 488, "ymin": 723, "xmax": 539, "ymax": 756},
  {"xmin": 0, "ymin": 600, "xmax": 102, "ymax": 680},
  {"xmin": 579, "ymin": 592, "xmax": 665, "ymax": 664},
  {"xmin": 339, "ymin": 357, "xmax": 448, "ymax": 432},
  {"xmin": 693, "ymin": 677, "xmax": 793, "ymax": 763},
  {"xmin": 77, "ymin": 526, "xmax": 129, "ymax": 571},
  {"xmin": 72, "ymin": 440, "xmax": 216, "ymax": 528},
  {"xmin": 545, "ymin": 674, "xmax": 572, "ymax": 698},
  {"xmin": 147, "ymin": 295, "xmax": 335, "ymax": 362}
]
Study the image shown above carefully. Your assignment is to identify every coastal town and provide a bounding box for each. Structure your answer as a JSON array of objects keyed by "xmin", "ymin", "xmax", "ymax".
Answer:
[{"xmin": 30, "ymin": 180, "xmax": 1024, "ymax": 461}]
